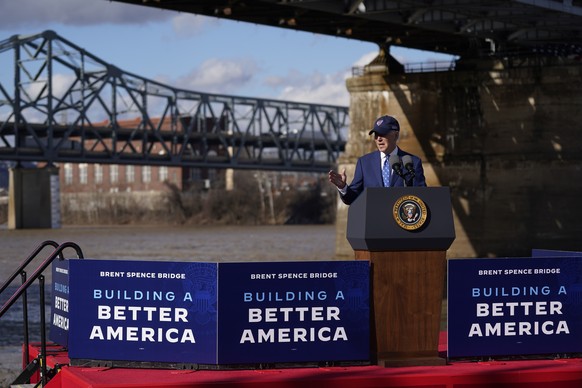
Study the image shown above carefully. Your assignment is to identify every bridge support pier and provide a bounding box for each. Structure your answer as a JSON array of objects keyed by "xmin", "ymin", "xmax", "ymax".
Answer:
[{"xmin": 8, "ymin": 166, "xmax": 61, "ymax": 229}]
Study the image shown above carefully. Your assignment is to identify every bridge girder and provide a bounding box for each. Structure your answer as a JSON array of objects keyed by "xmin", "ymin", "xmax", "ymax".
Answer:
[{"xmin": 115, "ymin": 0, "xmax": 582, "ymax": 59}]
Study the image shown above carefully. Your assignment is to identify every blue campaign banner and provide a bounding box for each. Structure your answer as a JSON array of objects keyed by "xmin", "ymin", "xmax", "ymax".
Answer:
[
  {"xmin": 50, "ymin": 258, "xmax": 71, "ymax": 347},
  {"xmin": 68, "ymin": 259, "xmax": 218, "ymax": 364},
  {"xmin": 216, "ymin": 261, "xmax": 370, "ymax": 364},
  {"xmin": 448, "ymin": 256, "xmax": 582, "ymax": 358}
]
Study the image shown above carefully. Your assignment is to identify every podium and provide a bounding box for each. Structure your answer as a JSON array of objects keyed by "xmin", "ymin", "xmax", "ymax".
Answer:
[{"xmin": 347, "ymin": 187, "xmax": 455, "ymax": 367}]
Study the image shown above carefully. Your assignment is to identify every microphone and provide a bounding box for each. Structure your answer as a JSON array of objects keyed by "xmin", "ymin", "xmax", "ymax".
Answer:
[
  {"xmin": 402, "ymin": 155, "xmax": 415, "ymax": 179},
  {"xmin": 389, "ymin": 154, "xmax": 403, "ymax": 177}
]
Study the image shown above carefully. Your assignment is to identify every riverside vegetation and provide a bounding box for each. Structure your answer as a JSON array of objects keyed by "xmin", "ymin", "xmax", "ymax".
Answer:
[{"xmin": 0, "ymin": 171, "xmax": 337, "ymax": 226}]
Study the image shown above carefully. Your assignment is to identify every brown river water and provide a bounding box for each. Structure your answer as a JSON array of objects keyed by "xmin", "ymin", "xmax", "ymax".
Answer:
[{"xmin": 0, "ymin": 224, "xmax": 338, "ymax": 384}]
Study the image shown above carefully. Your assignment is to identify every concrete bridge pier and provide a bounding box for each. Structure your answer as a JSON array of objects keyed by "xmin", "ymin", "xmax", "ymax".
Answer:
[{"xmin": 8, "ymin": 166, "xmax": 61, "ymax": 229}]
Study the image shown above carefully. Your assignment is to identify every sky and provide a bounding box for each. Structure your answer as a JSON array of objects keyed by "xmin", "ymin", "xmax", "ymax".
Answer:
[{"xmin": 0, "ymin": 0, "xmax": 456, "ymax": 107}]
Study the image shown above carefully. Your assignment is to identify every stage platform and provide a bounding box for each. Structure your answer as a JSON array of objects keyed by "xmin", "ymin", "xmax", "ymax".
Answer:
[{"xmin": 24, "ymin": 332, "xmax": 582, "ymax": 388}]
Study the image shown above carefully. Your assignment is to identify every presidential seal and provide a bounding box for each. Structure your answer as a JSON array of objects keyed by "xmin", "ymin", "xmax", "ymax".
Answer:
[{"xmin": 393, "ymin": 195, "xmax": 428, "ymax": 231}]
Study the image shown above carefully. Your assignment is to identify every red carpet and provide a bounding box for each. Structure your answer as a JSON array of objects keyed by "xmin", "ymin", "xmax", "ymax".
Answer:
[{"xmin": 26, "ymin": 333, "xmax": 582, "ymax": 388}]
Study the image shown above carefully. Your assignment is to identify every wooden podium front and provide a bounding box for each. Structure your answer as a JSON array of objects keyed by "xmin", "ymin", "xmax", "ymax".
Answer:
[{"xmin": 347, "ymin": 187, "xmax": 455, "ymax": 367}]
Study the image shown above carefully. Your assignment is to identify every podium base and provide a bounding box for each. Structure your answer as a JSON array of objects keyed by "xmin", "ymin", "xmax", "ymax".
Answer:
[
  {"xmin": 377, "ymin": 356, "xmax": 447, "ymax": 368},
  {"xmin": 355, "ymin": 250, "xmax": 446, "ymax": 368}
]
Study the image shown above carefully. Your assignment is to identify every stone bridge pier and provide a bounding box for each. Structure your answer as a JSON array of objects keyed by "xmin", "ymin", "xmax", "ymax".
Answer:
[{"xmin": 336, "ymin": 53, "xmax": 582, "ymax": 259}]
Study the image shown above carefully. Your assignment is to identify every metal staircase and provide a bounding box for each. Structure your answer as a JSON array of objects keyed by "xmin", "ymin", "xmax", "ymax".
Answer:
[{"xmin": 0, "ymin": 241, "xmax": 84, "ymax": 387}]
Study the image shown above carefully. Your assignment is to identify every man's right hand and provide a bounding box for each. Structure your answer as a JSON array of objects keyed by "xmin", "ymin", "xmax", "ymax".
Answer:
[{"xmin": 328, "ymin": 169, "xmax": 347, "ymax": 189}]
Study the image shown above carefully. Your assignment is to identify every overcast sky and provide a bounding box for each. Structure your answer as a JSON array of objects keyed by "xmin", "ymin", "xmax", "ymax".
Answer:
[{"xmin": 0, "ymin": 0, "xmax": 455, "ymax": 107}]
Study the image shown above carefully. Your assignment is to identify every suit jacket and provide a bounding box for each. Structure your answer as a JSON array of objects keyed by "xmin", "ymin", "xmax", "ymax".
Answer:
[{"xmin": 340, "ymin": 149, "xmax": 427, "ymax": 205}]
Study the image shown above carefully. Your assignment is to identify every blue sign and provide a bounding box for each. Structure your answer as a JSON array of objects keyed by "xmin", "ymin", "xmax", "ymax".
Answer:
[
  {"xmin": 448, "ymin": 256, "xmax": 582, "ymax": 358},
  {"xmin": 50, "ymin": 258, "xmax": 71, "ymax": 347},
  {"xmin": 217, "ymin": 261, "xmax": 370, "ymax": 364},
  {"xmin": 532, "ymin": 249, "xmax": 582, "ymax": 257},
  {"xmin": 65, "ymin": 259, "xmax": 369, "ymax": 365},
  {"xmin": 67, "ymin": 260, "xmax": 218, "ymax": 364}
]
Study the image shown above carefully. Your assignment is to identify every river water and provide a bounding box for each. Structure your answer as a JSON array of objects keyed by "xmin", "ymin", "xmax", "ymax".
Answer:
[
  {"xmin": 0, "ymin": 224, "xmax": 338, "ymax": 384},
  {"xmin": 0, "ymin": 224, "xmax": 337, "ymax": 279}
]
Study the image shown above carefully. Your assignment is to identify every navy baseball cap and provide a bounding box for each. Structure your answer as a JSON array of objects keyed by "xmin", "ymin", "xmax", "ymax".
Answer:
[{"xmin": 368, "ymin": 115, "xmax": 400, "ymax": 135}]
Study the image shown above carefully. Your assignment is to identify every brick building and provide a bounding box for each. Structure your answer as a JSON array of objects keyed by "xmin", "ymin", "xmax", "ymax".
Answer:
[{"xmin": 59, "ymin": 117, "xmax": 222, "ymax": 194}]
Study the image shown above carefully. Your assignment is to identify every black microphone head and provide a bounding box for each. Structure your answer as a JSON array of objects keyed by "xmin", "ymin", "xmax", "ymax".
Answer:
[
  {"xmin": 389, "ymin": 154, "xmax": 402, "ymax": 173},
  {"xmin": 401, "ymin": 154, "xmax": 415, "ymax": 184},
  {"xmin": 402, "ymin": 155, "xmax": 413, "ymax": 169}
]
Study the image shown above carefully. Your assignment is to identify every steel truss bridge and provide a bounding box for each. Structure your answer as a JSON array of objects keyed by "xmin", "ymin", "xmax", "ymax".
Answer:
[{"xmin": 0, "ymin": 31, "xmax": 348, "ymax": 173}]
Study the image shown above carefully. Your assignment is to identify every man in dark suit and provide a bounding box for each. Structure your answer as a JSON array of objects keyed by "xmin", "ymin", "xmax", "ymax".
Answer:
[{"xmin": 328, "ymin": 115, "xmax": 426, "ymax": 205}]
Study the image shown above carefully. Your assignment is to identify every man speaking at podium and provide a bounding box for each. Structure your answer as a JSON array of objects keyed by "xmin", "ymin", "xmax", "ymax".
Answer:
[{"xmin": 328, "ymin": 115, "xmax": 426, "ymax": 205}]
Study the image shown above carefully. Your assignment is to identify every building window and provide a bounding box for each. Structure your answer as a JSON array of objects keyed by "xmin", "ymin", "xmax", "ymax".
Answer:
[
  {"xmin": 142, "ymin": 165, "xmax": 151, "ymax": 183},
  {"xmin": 189, "ymin": 168, "xmax": 201, "ymax": 181},
  {"xmin": 79, "ymin": 163, "xmax": 88, "ymax": 184},
  {"xmin": 64, "ymin": 163, "xmax": 73, "ymax": 185},
  {"xmin": 159, "ymin": 166, "xmax": 168, "ymax": 182},
  {"xmin": 95, "ymin": 164, "xmax": 103, "ymax": 184},
  {"xmin": 110, "ymin": 165, "xmax": 119, "ymax": 184},
  {"xmin": 126, "ymin": 165, "xmax": 135, "ymax": 183}
]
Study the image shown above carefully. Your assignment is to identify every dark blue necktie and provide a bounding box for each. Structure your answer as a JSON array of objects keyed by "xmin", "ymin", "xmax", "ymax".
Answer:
[{"xmin": 382, "ymin": 157, "xmax": 390, "ymax": 187}]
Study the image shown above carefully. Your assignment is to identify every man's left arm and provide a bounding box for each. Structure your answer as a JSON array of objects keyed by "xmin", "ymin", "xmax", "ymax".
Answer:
[{"xmin": 413, "ymin": 156, "xmax": 427, "ymax": 187}]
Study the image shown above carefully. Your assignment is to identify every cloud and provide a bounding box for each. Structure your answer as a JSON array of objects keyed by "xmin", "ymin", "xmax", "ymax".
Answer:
[
  {"xmin": 265, "ymin": 51, "xmax": 379, "ymax": 107},
  {"xmin": 353, "ymin": 51, "xmax": 379, "ymax": 67},
  {"xmin": 163, "ymin": 57, "xmax": 352, "ymax": 106},
  {"xmin": 274, "ymin": 70, "xmax": 350, "ymax": 107},
  {"xmin": 0, "ymin": 0, "xmax": 171, "ymax": 29},
  {"xmin": 172, "ymin": 58, "xmax": 259, "ymax": 94}
]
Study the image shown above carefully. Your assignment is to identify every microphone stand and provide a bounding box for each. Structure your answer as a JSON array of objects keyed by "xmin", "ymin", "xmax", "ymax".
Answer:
[
  {"xmin": 403, "ymin": 170, "xmax": 415, "ymax": 187},
  {"xmin": 402, "ymin": 155, "xmax": 415, "ymax": 187}
]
